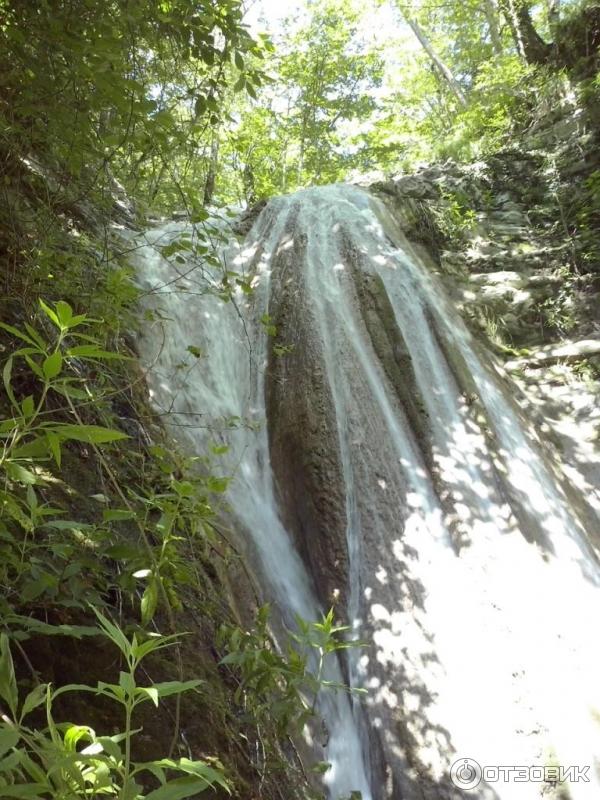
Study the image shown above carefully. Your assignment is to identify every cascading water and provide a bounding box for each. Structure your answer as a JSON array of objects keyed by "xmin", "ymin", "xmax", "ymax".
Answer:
[
  {"xmin": 132, "ymin": 184, "xmax": 600, "ymax": 800},
  {"xmin": 131, "ymin": 205, "xmax": 373, "ymax": 800}
]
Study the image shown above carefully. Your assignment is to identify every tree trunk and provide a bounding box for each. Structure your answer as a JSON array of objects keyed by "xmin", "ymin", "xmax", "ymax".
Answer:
[
  {"xmin": 281, "ymin": 143, "xmax": 288, "ymax": 192},
  {"xmin": 203, "ymin": 130, "xmax": 219, "ymax": 206},
  {"xmin": 499, "ymin": 0, "xmax": 552, "ymax": 64},
  {"xmin": 516, "ymin": 1, "xmax": 553, "ymax": 63},
  {"xmin": 243, "ymin": 156, "xmax": 256, "ymax": 204},
  {"xmin": 401, "ymin": 11, "xmax": 467, "ymax": 107},
  {"xmin": 546, "ymin": 0, "xmax": 560, "ymax": 36},
  {"xmin": 499, "ymin": 0, "xmax": 527, "ymax": 60},
  {"xmin": 297, "ymin": 117, "xmax": 307, "ymax": 185},
  {"xmin": 482, "ymin": 0, "xmax": 504, "ymax": 54}
]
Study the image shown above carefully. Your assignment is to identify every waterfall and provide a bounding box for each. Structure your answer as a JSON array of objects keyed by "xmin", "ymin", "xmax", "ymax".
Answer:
[
  {"xmin": 131, "ymin": 204, "xmax": 373, "ymax": 800},
  {"xmin": 133, "ymin": 184, "xmax": 600, "ymax": 800}
]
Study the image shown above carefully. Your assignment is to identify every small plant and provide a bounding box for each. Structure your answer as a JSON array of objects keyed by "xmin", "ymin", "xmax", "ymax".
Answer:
[
  {"xmin": 436, "ymin": 189, "xmax": 477, "ymax": 240},
  {"xmin": 0, "ymin": 610, "xmax": 229, "ymax": 799},
  {"xmin": 273, "ymin": 343, "xmax": 295, "ymax": 357},
  {"xmin": 0, "ymin": 299, "xmax": 129, "ymax": 478},
  {"xmin": 0, "ymin": 301, "xmax": 131, "ymax": 617},
  {"xmin": 219, "ymin": 606, "xmax": 364, "ymax": 737},
  {"xmin": 540, "ymin": 285, "xmax": 577, "ymax": 335},
  {"xmin": 478, "ymin": 306, "xmax": 509, "ymax": 350},
  {"xmin": 123, "ymin": 447, "xmax": 227, "ymax": 626},
  {"xmin": 0, "ymin": 301, "xmax": 224, "ymax": 626}
]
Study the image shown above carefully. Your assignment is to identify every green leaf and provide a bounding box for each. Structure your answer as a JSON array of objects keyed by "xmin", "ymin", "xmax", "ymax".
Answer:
[
  {"xmin": 0, "ymin": 635, "xmax": 18, "ymax": 717},
  {"xmin": 141, "ymin": 577, "xmax": 159, "ymax": 626},
  {"xmin": 0, "ymin": 724, "xmax": 19, "ymax": 757},
  {"xmin": 54, "ymin": 301, "xmax": 73, "ymax": 328},
  {"xmin": 47, "ymin": 424, "xmax": 128, "ymax": 444},
  {"xmin": 207, "ymin": 476, "xmax": 229, "ymax": 493},
  {"xmin": 42, "ymin": 351, "xmax": 62, "ymax": 379},
  {"xmin": 119, "ymin": 671, "xmax": 135, "ymax": 697},
  {"xmin": 172, "ymin": 480, "xmax": 193, "ymax": 497},
  {"xmin": 234, "ymin": 51, "xmax": 244, "ymax": 70},
  {"xmin": 96, "ymin": 734, "xmax": 124, "ymax": 761},
  {"xmin": 96, "ymin": 681, "xmax": 126, "ymax": 704},
  {"xmin": 194, "ymin": 96, "xmax": 206, "ymax": 116},
  {"xmin": 21, "ymin": 575, "xmax": 55, "ymax": 602},
  {"xmin": 5, "ymin": 615, "xmax": 99, "ymax": 639},
  {"xmin": 150, "ymin": 680, "xmax": 203, "ymax": 700},
  {"xmin": 63, "ymin": 723, "xmax": 95, "ymax": 752},
  {"xmin": 190, "ymin": 207, "xmax": 209, "ymax": 223},
  {"xmin": 136, "ymin": 686, "xmax": 159, "ymax": 706},
  {"xmin": 25, "ymin": 485, "xmax": 37, "ymax": 511},
  {"xmin": 236, "ymin": 279, "xmax": 253, "ymax": 295},
  {"xmin": 42, "ymin": 520, "xmax": 92, "ymax": 531},
  {"xmin": 21, "ymin": 395, "xmax": 35, "ymax": 419},
  {"xmin": 23, "ymin": 323, "xmax": 47, "ymax": 350},
  {"xmin": 93, "ymin": 609, "xmax": 132, "ymax": 660},
  {"xmin": 10, "ymin": 438, "xmax": 47, "ymax": 460},
  {"xmin": 144, "ymin": 772, "xmax": 229, "ymax": 800},
  {"xmin": 0, "ymin": 418, "xmax": 16, "ymax": 434},
  {"xmin": 0, "ymin": 323, "xmax": 38, "ymax": 348},
  {"xmin": 166, "ymin": 758, "xmax": 228, "ymax": 786},
  {"xmin": 3, "ymin": 356, "xmax": 18, "ymax": 410},
  {"xmin": 52, "ymin": 683, "xmax": 98, "ymax": 700},
  {"xmin": 51, "ymin": 381, "xmax": 90, "ymax": 400},
  {"xmin": 66, "ymin": 345, "xmax": 129, "ymax": 360},
  {"xmin": 0, "ymin": 490, "xmax": 33, "ymax": 531},
  {"xmin": 0, "ymin": 784, "xmax": 47, "ymax": 798},
  {"xmin": 0, "ymin": 748, "xmax": 22, "ymax": 774},
  {"xmin": 106, "ymin": 543, "xmax": 142, "ymax": 560},
  {"xmin": 4, "ymin": 462, "xmax": 37, "ymax": 486},
  {"xmin": 46, "ymin": 432, "xmax": 61, "ymax": 467},
  {"xmin": 23, "ymin": 354, "xmax": 43, "ymax": 379},
  {"xmin": 19, "ymin": 750, "xmax": 48, "ymax": 782},
  {"xmin": 103, "ymin": 508, "xmax": 136, "ymax": 522},
  {"xmin": 68, "ymin": 314, "xmax": 91, "ymax": 328},
  {"xmin": 130, "ymin": 633, "xmax": 180, "ymax": 662},
  {"xmin": 38, "ymin": 299, "xmax": 60, "ymax": 328},
  {"xmin": 20, "ymin": 685, "xmax": 47, "ymax": 721}
]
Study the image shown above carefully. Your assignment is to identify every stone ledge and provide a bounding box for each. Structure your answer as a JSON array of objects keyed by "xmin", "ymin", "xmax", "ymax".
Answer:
[{"xmin": 505, "ymin": 339, "xmax": 600, "ymax": 370}]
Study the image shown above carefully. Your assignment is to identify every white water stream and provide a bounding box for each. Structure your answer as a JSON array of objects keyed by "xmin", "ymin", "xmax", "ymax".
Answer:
[{"xmin": 132, "ymin": 185, "xmax": 600, "ymax": 800}]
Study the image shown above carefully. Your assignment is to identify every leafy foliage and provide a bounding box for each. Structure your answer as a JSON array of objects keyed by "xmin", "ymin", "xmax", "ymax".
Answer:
[
  {"xmin": 0, "ymin": 614, "xmax": 228, "ymax": 799},
  {"xmin": 212, "ymin": 0, "xmax": 600, "ymax": 193},
  {"xmin": 0, "ymin": 0, "xmax": 266, "ymax": 212},
  {"xmin": 216, "ymin": 0, "xmax": 384, "ymax": 199},
  {"xmin": 219, "ymin": 606, "xmax": 364, "ymax": 757}
]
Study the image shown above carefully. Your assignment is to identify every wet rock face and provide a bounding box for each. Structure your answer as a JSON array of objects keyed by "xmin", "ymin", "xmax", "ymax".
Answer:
[
  {"xmin": 347, "ymin": 249, "xmax": 432, "ymax": 469},
  {"xmin": 262, "ymin": 205, "xmax": 446, "ymax": 794},
  {"xmin": 371, "ymin": 99, "xmax": 600, "ymax": 508},
  {"xmin": 233, "ymin": 199, "xmax": 268, "ymax": 238},
  {"xmin": 264, "ymin": 213, "xmax": 433, "ymax": 618},
  {"xmin": 265, "ymin": 224, "xmax": 350, "ymax": 611}
]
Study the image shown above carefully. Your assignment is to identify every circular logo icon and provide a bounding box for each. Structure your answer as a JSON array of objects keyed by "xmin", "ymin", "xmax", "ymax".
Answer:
[{"xmin": 450, "ymin": 758, "xmax": 482, "ymax": 790}]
